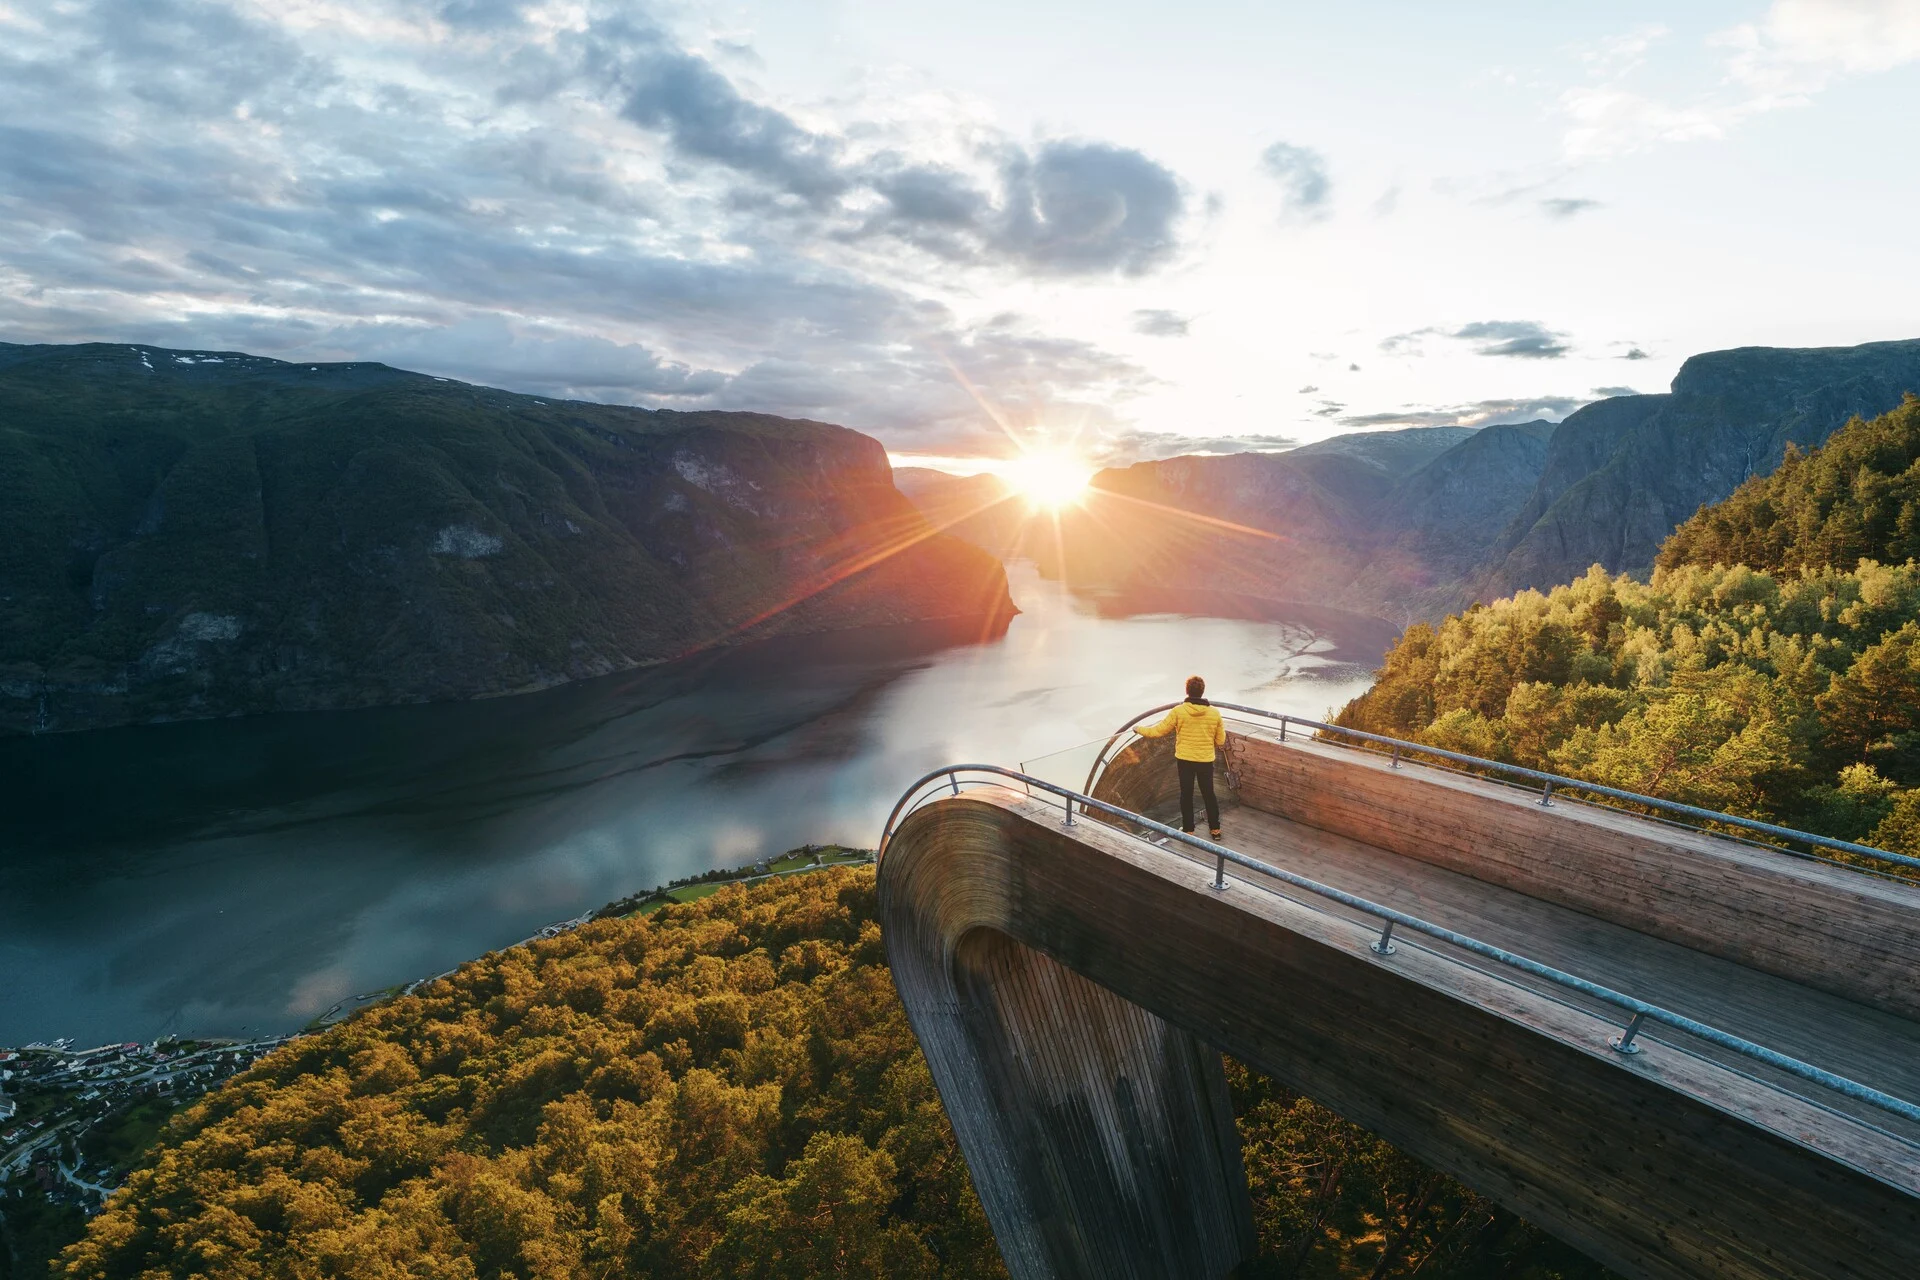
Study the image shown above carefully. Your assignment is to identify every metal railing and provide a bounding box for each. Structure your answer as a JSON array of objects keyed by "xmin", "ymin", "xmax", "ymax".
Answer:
[
  {"xmin": 1081, "ymin": 702, "xmax": 1920, "ymax": 878},
  {"xmin": 877, "ymin": 762, "xmax": 1920, "ymax": 1132}
]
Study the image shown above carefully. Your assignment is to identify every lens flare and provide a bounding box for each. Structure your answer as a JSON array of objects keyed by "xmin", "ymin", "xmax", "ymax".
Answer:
[{"xmin": 1001, "ymin": 450, "xmax": 1094, "ymax": 509}]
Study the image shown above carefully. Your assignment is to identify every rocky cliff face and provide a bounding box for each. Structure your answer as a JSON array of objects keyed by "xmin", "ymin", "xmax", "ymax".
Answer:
[
  {"xmin": 1348, "ymin": 421, "xmax": 1558, "ymax": 616},
  {"xmin": 1485, "ymin": 339, "xmax": 1920, "ymax": 595},
  {"xmin": 0, "ymin": 343, "xmax": 1014, "ymax": 733}
]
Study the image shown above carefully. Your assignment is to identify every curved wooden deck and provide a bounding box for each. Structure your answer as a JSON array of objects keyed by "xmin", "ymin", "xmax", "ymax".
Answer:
[{"xmin": 878, "ymin": 729, "xmax": 1920, "ymax": 1280}]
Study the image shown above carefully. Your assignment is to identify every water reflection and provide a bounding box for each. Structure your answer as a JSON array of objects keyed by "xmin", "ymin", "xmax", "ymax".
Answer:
[{"xmin": 0, "ymin": 564, "xmax": 1392, "ymax": 1043}]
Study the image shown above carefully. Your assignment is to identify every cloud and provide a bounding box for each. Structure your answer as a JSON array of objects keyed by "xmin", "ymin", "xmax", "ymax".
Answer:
[
  {"xmin": 328, "ymin": 317, "xmax": 732, "ymax": 401},
  {"xmin": 1593, "ymin": 384, "xmax": 1642, "ymax": 397},
  {"xmin": 988, "ymin": 143, "xmax": 1185, "ymax": 275},
  {"xmin": 1339, "ymin": 394, "xmax": 1591, "ymax": 429},
  {"xmin": 615, "ymin": 33, "xmax": 850, "ymax": 203},
  {"xmin": 1621, "ymin": 346, "xmax": 1651, "ymax": 360},
  {"xmin": 437, "ymin": 0, "xmax": 528, "ymax": 29},
  {"xmin": 1092, "ymin": 429, "xmax": 1299, "ymax": 465},
  {"xmin": 1297, "ymin": 384, "xmax": 1319, "ymax": 394},
  {"xmin": 1258, "ymin": 141, "xmax": 1331, "ymax": 221},
  {"xmin": 860, "ymin": 142, "xmax": 1186, "ymax": 276},
  {"xmin": 1451, "ymin": 320, "xmax": 1571, "ymax": 359},
  {"xmin": 1379, "ymin": 320, "xmax": 1569, "ymax": 359},
  {"xmin": 1434, "ymin": 166, "xmax": 1573, "ymax": 208},
  {"xmin": 0, "ymin": 0, "xmax": 1187, "ymax": 455},
  {"xmin": 1131, "ymin": 309, "xmax": 1190, "ymax": 337},
  {"xmin": 1561, "ymin": 4, "xmax": 1920, "ymax": 161},
  {"xmin": 595, "ymin": 22, "xmax": 1192, "ymax": 276},
  {"xmin": 1541, "ymin": 197, "xmax": 1602, "ymax": 218}
]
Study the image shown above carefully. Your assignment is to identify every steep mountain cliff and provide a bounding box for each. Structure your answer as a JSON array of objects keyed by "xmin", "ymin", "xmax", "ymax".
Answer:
[
  {"xmin": 0, "ymin": 343, "xmax": 1014, "ymax": 732},
  {"xmin": 1485, "ymin": 339, "xmax": 1920, "ymax": 596},
  {"xmin": 1351, "ymin": 421, "xmax": 1558, "ymax": 614},
  {"xmin": 1657, "ymin": 393, "xmax": 1920, "ymax": 576}
]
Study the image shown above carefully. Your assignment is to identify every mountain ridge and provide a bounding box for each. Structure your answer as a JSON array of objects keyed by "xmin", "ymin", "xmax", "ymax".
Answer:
[
  {"xmin": 1482, "ymin": 338, "xmax": 1920, "ymax": 599},
  {"xmin": 901, "ymin": 339, "xmax": 1920, "ymax": 626},
  {"xmin": 0, "ymin": 341, "xmax": 1015, "ymax": 733}
]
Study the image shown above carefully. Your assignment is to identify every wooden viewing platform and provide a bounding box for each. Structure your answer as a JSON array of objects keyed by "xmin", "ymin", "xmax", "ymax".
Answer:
[{"xmin": 877, "ymin": 717, "xmax": 1920, "ymax": 1280}]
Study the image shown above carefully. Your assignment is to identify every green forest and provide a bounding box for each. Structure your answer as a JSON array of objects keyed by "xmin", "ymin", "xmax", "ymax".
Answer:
[
  {"xmin": 44, "ymin": 869, "xmax": 1600, "ymax": 1280},
  {"xmin": 1340, "ymin": 400, "xmax": 1920, "ymax": 858}
]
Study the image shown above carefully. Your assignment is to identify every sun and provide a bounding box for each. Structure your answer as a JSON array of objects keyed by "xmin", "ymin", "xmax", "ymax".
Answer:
[{"xmin": 1000, "ymin": 449, "xmax": 1094, "ymax": 510}]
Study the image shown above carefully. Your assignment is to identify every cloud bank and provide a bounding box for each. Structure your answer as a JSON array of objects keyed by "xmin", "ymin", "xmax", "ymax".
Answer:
[{"xmin": 0, "ymin": 0, "xmax": 1191, "ymax": 451}]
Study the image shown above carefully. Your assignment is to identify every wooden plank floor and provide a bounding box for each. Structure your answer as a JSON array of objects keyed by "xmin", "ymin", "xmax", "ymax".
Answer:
[{"xmin": 1150, "ymin": 800, "xmax": 1920, "ymax": 1146}]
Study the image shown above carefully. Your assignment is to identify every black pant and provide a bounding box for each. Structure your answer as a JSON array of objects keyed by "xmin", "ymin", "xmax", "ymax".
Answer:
[{"xmin": 1177, "ymin": 759, "xmax": 1219, "ymax": 833}]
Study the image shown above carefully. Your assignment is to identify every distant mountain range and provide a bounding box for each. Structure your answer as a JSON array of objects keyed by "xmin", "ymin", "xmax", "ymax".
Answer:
[
  {"xmin": 904, "ymin": 338, "xmax": 1920, "ymax": 624},
  {"xmin": 0, "ymin": 343, "xmax": 1013, "ymax": 733}
]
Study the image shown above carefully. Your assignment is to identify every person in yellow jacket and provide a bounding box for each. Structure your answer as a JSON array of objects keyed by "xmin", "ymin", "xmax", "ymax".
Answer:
[{"xmin": 1133, "ymin": 675, "xmax": 1226, "ymax": 839}]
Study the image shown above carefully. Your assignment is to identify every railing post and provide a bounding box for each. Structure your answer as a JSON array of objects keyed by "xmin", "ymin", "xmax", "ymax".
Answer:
[
  {"xmin": 1541, "ymin": 780, "xmax": 1554, "ymax": 807},
  {"xmin": 1211, "ymin": 850, "xmax": 1229, "ymax": 892},
  {"xmin": 1610, "ymin": 1012, "xmax": 1646, "ymax": 1055},
  {"xmin": 1390, "ymin": 744, "xmax": 1400, "ymax": 769},
  {"xmin": 1371, "ymin": 920, "xmax": 1397, "ymax": 955},
  {"xmin": 1063, "ymin": 795, "xmax": 1076, "ymax": 827},
  {"xmin": 949, "ymin": 771, "xmax": 960, "ymax": 796},
  {"xmin": 1279, "ymin": 717, "xmax": 1287, "ymax": 742}
]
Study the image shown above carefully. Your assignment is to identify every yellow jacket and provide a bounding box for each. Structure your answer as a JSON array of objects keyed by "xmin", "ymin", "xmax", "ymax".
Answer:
[{"xmin": 1135, "ymin": 701, "xmax": 1226, "ymax": 763}]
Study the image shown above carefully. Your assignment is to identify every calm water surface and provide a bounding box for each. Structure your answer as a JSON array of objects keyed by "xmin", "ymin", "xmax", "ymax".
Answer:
[{"xmin": 0, "ymin": 564, "xmax": 1390, "ymax": 1044}]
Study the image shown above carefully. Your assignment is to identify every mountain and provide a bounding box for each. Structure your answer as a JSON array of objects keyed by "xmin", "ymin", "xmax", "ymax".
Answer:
[
  {"xmin": 899, "ymin": 340, "xmax": 1920, "ymax": 627},
  {"xmin": 890, "ymin": 467, "xmax": 1027, "ymax": 557},
  {"xmin": 898, "ymin": 427, "xmax": 1544, "ymax": 626},
  {"xmin": 1351, "ymin": 421, "xmax": 1560, "ymax": 614},
  {"xmin": 1484, "ymin": 339, "xmax": 1920, "ymax": 597},
  {"xmin": 1656, "ymin": 392, "xmax": 1920, "ymax": 576},
  {"xmin": 0, "ymin": 342, "xmax": 1014, "ymax": 733},
  {"xmin": 1279, "ymin": 423, "xmax": 1481, "ymax": 494}
]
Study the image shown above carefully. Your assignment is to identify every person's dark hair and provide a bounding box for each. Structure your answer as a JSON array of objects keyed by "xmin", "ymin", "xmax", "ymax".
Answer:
[{"xmin": 1185, "ymin": 675, "xmax": 1206, "ymax": 701}]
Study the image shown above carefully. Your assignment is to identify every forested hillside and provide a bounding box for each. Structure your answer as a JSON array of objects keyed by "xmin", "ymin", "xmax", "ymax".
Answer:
[
  {"xmin": 51, "ymin": 869, "xmax": 1604, "ymax": 1280},
  {"xmin": 1658, "ymin": 394, "xmax": 1920, "ymax": 576},
  {"xmin": 0, "ymin": 343, "xmax": 1013, "ymax": 733},
  {"xmin": 1338, "ymin": 401, "xmax": 1920, "ymax": 857}
]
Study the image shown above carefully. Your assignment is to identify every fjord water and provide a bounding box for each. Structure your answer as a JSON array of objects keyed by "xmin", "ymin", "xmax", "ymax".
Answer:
[{"xmin": 0, "ymin": 564, "xmax": 1389, "ymax": 1044}]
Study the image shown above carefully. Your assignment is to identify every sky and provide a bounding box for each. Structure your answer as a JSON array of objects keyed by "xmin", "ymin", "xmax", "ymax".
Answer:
[{"xmin": 3, "ymin": 0, "xmax": 1919, "ymax": 465}]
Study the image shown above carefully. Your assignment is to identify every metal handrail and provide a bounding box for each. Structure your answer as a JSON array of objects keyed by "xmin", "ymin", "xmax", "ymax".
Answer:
[
  {"xmin": 878, "ymin": 763, "xmax": 1920, "ymax": 1132},
  {"xmin": 1081, "ymin": 702, "xmax": 1920, "ymax": 876}
]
